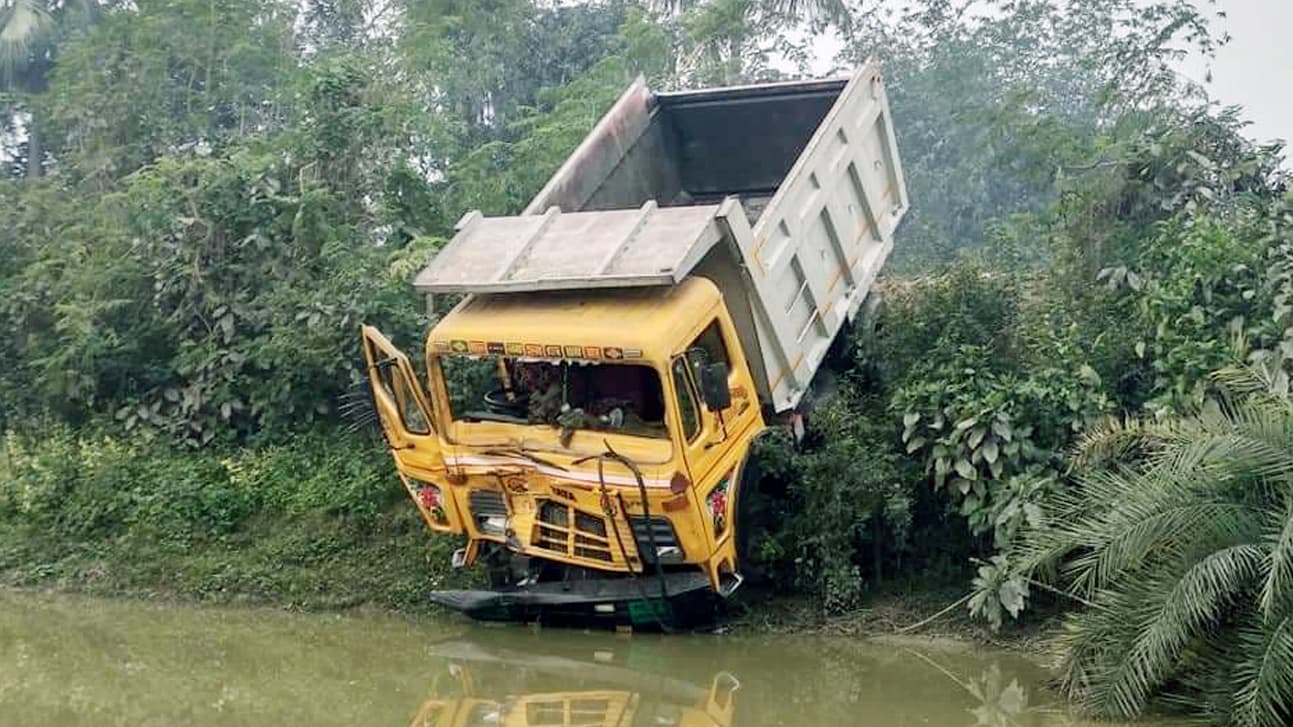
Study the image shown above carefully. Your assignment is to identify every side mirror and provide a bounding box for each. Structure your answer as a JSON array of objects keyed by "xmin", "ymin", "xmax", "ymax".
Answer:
[{"xmin": 699, "ymin": 362, "xmax": 731, "ymax": 412}]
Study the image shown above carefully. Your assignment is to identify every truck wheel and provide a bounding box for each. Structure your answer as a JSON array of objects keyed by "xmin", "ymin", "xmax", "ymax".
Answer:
[{"xmin": 732, "ymin": 433, "xmax": 782, "ymax": 589}]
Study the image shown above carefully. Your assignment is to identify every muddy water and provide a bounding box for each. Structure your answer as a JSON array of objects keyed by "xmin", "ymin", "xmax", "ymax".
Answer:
[{"xmin": 0, "ymin": 591, "xmax": 1180, "ymax": 727}]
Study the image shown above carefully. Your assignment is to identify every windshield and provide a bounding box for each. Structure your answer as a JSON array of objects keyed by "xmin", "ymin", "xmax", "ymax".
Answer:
[{"xmin": 437, "ymin": 355, "xmax": 669, "ymax": 439}]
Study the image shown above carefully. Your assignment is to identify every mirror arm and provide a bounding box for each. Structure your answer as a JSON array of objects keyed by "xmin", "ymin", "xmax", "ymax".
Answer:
[{"xmin": 705, "ymin": 408, "xmax": 730, "ymax": 450}]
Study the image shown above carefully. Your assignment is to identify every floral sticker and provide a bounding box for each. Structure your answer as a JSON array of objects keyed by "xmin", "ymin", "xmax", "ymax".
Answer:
[
  {"xmin": 418, "ymin": 484, "xmax": 447, "ymax": 524},
  {"xmin": 707, "ymin": 478, "xmax": 729, "ymax": 536}
]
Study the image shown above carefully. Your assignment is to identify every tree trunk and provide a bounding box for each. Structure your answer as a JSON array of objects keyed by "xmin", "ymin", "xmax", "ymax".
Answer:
[
  {"xmin": 25, "ymin": 113, "xmax": 43, "ymax": 179},
  {"xmin": 871, "ymin": 514, "xmax": 884, "ymax": 584}
]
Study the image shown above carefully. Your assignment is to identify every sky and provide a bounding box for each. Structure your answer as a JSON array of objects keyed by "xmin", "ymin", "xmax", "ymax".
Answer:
[{"xmin": 1175, "ymin": 0, "xmax": 1292, "ymax": 148}]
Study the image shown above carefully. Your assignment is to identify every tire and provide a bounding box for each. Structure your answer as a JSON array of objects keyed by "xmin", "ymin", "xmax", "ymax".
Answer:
[{"xmin": 732, "ymin": 430, "xmax": 781, "ymax": 588}]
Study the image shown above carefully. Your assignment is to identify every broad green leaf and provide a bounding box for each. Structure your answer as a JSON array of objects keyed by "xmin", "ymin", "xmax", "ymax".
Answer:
[
  {"xmin": 989, "ymin": 457, "xmax": 1004, "ymax": 479},
  {"xmin": 991, "ymin": 419, "xmax": 1012, "ymax": 442},
  {"xmin": 982, "ymin": 439, "xmax": 999, "ymax": 464}
]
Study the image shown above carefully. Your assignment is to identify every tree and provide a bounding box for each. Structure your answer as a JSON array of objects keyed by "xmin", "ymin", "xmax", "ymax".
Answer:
[
  {"xmin": 0, "ymin": 0, "xmax": 103, "ymax": 177},
  {"xmin": 838, "ymin": 0, "xmax": 1224, "ymax": 271},
  {"xmin": 649, "ymin": 0, "xmax": 848, "ymax": 23},
  {"xmin": 40, "ymin": 0, "xmax": 296, "ymax": 186},
  {"xmin": 1004, "ymin": 369, "xmax": 1293, "ymax": 726}
]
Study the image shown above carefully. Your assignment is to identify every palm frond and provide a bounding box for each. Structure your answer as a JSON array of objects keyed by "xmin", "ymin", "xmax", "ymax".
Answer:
[
  {"xmin": 1014, "ymin": 386, "xmax": 1293, "ymax": 723},
  {"xmin": 1057, "ymin": 460, "xmax": 1261, "ymax": 596},
  {"xmin": 763, "ymin": 0, "xmax": 849, "ymax": 22},
  {"xmin": 1213, "ymin": 364, "xmax": 1293, "ymax": 405},
  {"xmin": 1091, "ymin": 544, "xmax": 1264, "ymax": 717},
  {"xmin": 1232, "ymin": 611, "xmax": 1293, "ymax": 727},
  {"xmin": 1261, "ymin": 502, "xmax": 1293, "ymax": 621},
  {"xmin": 1070, "ymin": 414, "xmax": 1175, "ymax": 470},
  {"xmin": 1179, "ymin": 399, "xmax": 1293, "ymax": 478},
  {"xmin": 1009, "ymin": 459, "xmax": 1259, "ymax": 590}
]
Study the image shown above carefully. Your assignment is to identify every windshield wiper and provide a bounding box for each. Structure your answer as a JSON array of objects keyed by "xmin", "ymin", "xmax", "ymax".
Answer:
[
  {"xmin": 459, "ymin": 411, "xmax": 528, "ymax": 425},
  {"xmin": 481, "ymin": 447, "xmax": 567, "ymax": 471}
]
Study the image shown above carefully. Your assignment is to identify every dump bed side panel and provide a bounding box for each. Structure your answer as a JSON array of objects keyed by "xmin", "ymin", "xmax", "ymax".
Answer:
[
  {"xmin": 522, "ymin": 77, "xmax": 656, "ymax": 216},
  {"xmin": 725, "ymin": 61, "xmax": 908, "ymax": 412}
]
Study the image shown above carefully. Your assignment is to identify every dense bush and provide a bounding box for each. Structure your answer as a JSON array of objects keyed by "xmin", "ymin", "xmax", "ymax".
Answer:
[
  {"xmin": 0, "ymin": 426, "xmax": 403, "ymax": 543},
  {"xmin": 746, "ymin": 390, "xmax": 918, "ymax": 611},
  {"xmin": 0, "ymin": 425, "xmax": 461, "ymax": 608}
]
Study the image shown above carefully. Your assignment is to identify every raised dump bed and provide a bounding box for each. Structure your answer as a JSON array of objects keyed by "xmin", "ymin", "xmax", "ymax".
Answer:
[{"xmin": 415, "ymin": 59, "xmax": 908, "ymax": 413}]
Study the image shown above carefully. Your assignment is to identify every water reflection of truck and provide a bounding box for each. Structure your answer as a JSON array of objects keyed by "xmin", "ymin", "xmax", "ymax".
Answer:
[
  {"xmin": 360, "ymin": 60, "xmax": 908, "ymax": 627},
  {"xmin": 409, "ymin": 638, "xmax": 738, "ymax": 727},
  {"xmin": 405, "ymin": 631, "xmax": 1051, "ymax": 727}
]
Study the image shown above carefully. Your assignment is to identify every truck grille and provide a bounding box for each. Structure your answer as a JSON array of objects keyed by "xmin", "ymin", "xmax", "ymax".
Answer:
[
  {"xmin": 629, "ymin": 516, "xmax": 682, "ymax": 564},
  {"xmin": 526, "ymin": 696, "xmax": 628, "ymax": 727},
  {"xmin": 533, "ymin": 501, "xmax": 613, "ymax": 562},
  {"xmin": 469, "ymin": 489, "xmax": 507, "ymax": 536}
]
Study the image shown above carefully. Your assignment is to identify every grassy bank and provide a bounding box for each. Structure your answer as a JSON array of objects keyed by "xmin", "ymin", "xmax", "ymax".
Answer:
[
  {"xmin": 0, "ymin": 427, "xmax": 465, "ymax": 611},
  {"xmin": 0, "ymin": 425, "xmax": 1051, "ymax": 650}
]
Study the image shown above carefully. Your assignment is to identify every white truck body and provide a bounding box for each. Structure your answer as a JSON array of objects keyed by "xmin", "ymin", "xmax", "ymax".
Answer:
[{"xmin": 414, "ymin": 60, "xmax": 908, "ymax": 413}]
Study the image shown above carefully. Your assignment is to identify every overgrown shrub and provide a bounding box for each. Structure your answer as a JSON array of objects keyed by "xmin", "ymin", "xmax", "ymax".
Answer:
[
  {"xmin": 750, "ymin": 389, "xmax": 916, "ymax": 612},
  {"xmin": 0, "ymin": 425, "xmax": 399, "ymax": 545}
]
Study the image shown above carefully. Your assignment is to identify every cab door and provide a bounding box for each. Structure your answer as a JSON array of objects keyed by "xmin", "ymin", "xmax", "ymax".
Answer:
[
  {"xmin": 672, "ymin": 315, "xmax": 759, "ymax": 484},
  {"xmin": 670, "ymin": 313, "xmax": 761, "ymax": 561},
  {"xmin": 360, "ymin": 325, "xmax": 455, "ymax": 530}
]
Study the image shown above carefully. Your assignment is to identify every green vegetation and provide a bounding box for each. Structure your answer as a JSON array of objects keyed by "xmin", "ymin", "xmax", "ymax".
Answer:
[
  {"xmin": 0, "ymin": 425, "xmax": 461, "ymax": 609},
  {"xmin": 1005, "ymin": 374, "xmax": 1293, "ymax": 727},
  {"xmin": 2, "ymin": 1, "xmax": 1291, "ymax": 724}
]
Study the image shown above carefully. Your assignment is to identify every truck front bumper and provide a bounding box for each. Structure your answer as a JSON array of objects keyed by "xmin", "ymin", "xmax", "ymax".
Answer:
[{"xmin": 430, "ymin": 570, "xmax": 721, "ymax": 629}]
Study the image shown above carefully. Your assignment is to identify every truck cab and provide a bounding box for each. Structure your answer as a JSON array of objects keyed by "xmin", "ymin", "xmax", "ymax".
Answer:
[
  {"xmin": 363, "ymin": 277, "xmax": 761, "ymax": 597},
  {"xmin": 362, "ymin": 60, "xmax": 907, "ymax": 625}
]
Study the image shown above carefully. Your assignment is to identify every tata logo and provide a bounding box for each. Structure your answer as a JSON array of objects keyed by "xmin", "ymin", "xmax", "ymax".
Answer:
[{"xmin": 501, "ymin": 474, "xmax": 527, "ymax": 493}]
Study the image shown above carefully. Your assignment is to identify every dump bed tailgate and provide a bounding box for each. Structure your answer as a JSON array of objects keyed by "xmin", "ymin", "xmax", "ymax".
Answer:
[{"xmin": 723, "ymin": 62, "xmax": 907, "ymax": 412}]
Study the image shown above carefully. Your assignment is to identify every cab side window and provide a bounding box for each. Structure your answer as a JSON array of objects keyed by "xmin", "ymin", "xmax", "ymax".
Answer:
[
  {"xmin": 685, "ymin": 320, "xmax": 730, "ymax": 371},
  {"xmin": 393, "ymin": 368, "xmax": 432, "ymax": 434},
  {"xmin": 375, "ymin": 359, "xmax": 432, "ymax": 435},
  {"xmin": 671, "ymin": 357, "xmax": 700, "ymax": 441}
]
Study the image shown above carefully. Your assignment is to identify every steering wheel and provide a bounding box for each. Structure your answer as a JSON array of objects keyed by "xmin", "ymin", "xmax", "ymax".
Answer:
[{"xmin": 483, "ymin": 387, "xmax": 529, "ymax": 414}]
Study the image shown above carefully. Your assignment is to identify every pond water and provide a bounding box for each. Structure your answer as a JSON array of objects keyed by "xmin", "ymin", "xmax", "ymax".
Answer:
[{"xmin": 0, "ymin": 591, "xmax": 1179, "ymax": 727}]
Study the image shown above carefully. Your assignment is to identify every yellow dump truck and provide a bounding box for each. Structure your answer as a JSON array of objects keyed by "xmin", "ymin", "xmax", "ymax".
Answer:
[{"xmin": 360, "ymin": 60, "xmax": 907, "ymax": 627}]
